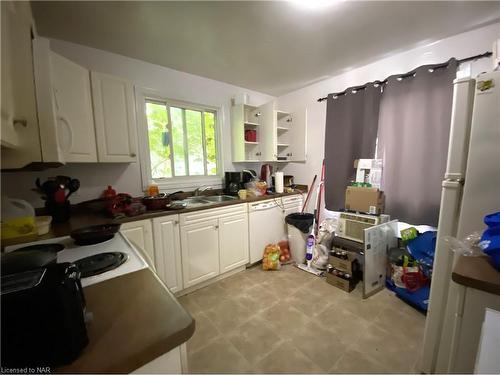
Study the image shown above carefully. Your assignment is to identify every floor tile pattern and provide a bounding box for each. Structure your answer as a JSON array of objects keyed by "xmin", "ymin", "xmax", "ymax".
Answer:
[{"xmin": 179, "ymin": 264, "xmax": 426, "ymax": 373}]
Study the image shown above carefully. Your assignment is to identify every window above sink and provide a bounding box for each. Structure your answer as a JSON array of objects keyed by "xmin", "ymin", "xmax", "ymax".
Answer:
[{"xmin": 136, "ymin": 88, "xmax": 224, "ymax": 192}]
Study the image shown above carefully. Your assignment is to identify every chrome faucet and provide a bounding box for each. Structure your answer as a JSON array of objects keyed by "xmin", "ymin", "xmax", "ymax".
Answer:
[{"xmin": 194, "ymin": 186, "xmax": 212, "ymax": 197}]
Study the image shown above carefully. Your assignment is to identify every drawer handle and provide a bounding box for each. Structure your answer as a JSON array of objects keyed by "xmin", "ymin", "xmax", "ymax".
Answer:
[{"xmin": 13, "ymin": 118, "xmax": 27, "ymax": 127}]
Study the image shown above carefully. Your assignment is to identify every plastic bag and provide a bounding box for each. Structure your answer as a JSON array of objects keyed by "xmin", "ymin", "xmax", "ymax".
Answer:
[
  {"xmin": 262, "ymin": 244, "xmax": 281, "ymax": 270},
  {"xmin": 311, "ymin": 243, "xmax": 329, "ymax": 270},
  {"xmin": 285, "ymin": 213, "xmax": 314, "ymax": 233},
  {"xmin": 278, "ymin": 240, "xmax": 292, "ymax": 264},
  {"xmin": 245, "ymin": 179, "xmax": 267, "ymax": 197},
  {"xmin": 444, "ymin": 232, "xmax": 483, "ymax": 257}
]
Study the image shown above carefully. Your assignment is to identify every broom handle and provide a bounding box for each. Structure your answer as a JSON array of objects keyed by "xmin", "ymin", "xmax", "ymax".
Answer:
[{"xmin": 301, "ymin": 174, "xmax": 317, "ymax": 213}]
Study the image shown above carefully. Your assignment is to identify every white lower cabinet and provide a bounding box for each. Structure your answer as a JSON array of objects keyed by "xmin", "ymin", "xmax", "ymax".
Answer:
[
  {"xmin": 120, "ymin": 219, "xmax": 155, "ymax": 269},
  {"xmin": 153, "ymin": 215, "xmax": 183, "ymax": 293},
  {"xmin": 219, "ymin": 213, "xmax": 249, "ymax": 273},
  {"xmin": 121, "ymin": 202, "xmax": 255, "ymax": 291},
  {"xmin": 180, "ymin": 219, "xmax": 220, "ymax": 289},
  {"xmin": 179, "ymin": 203, "xmax": 249, "ymax": 289}
]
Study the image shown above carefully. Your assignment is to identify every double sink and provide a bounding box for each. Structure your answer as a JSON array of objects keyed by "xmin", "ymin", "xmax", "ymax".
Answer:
[{"xmin": 180, "ymin": 195, "xmax": 238, "ymax": 207}]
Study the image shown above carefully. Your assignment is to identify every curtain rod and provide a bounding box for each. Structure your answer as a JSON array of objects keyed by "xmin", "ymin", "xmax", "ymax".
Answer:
[{"xmin": 317, "ymin": 51, "xmax": 493, "ymax": 102}]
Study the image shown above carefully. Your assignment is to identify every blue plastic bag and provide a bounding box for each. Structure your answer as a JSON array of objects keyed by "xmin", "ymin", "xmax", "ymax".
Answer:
[{"xmin": 481, "ymin": 212, "xmax": 500, "ymax": 270}]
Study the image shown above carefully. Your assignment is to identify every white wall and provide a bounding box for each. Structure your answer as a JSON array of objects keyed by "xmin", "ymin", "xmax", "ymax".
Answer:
[
  {"xmin": 276, "ymin": 22, "xmax": 500, "ymax": 212},
  {"xmin": 1, "ymin": 39, "xmax": 274, "ymax": 207}
]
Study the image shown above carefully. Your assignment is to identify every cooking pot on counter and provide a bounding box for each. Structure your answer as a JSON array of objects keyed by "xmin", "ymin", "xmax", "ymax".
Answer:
[{"xmin": 142, "ymin": 191, "xmax": 183, "ymax": 211}]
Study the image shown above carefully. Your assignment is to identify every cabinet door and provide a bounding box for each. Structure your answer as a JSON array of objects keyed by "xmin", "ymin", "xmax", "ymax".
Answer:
[
  {"xmin": 289, "ymin": 108, "xmax": 307, "ymax": 161},
  {"xmin": 180, "ymin": 219, "xmax": 219, "ymax": 288},
  {"xmin": 153, "ymin": 215, "xmax": 183, "ymax": 293},
  {"xmin": 120, "ymin": 219, "xmax": 155, "ymax": 269},
  {"xmin": 0, "ymin": 2, "xmax": 42, "ymax": 167},
  {"xmin": 258, "ymin": 101, "xmax": 276, "ymax": 161},
  {"xmin": 219, "ymin": 214, "xmax": 249, "ymax": 273},
  {"xmin": 50, "ymin": 52, "xmax": 97, "ymax": 162},
  {"xmin": 91, "ymin": 72, "xmax": 138, "ymax": 162}
]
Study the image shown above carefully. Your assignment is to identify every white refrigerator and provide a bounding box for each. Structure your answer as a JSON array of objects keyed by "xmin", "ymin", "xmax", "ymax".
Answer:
[{"xmin": 420, "ymin": 70, "xmax": 500, "ymax": 373}]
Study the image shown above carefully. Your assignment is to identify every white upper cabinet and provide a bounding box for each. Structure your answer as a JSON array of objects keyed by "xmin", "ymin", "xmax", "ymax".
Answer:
[
  {"xmin": 1, "ymin": 2, "xmax": 42, "ymax": 168},
  {"xmin": 231, "ymin": 103, "xmax": 262, "ymax": 162},
  {"xmin": 259, "ymin": 101, "xmax": 277, "ymax": 162},
  {"xmin": 231, "ymin": 99, "xmax": 306, "ymax": 163},
  {"xmin": 276, "ymin": 108, "xmax": 307, "ymax": 162},
  {"xmin": 91, "ymin": 72, "xmax": 138, "ymax": 162},
  {"xmin": 50, "ymin": 52, "xmax": 98, "ymax": 162}
]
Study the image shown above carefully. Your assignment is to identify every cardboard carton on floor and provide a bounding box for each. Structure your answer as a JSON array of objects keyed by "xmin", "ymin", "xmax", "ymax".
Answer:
[
  {"xmin": 326, "ymin": 272, "xmax": 355, "ymax": 292},
  {"xmin": 345, "ymin": 186, "xmax": 385, "ymax": 214},
  {"xmin": 329, "ymin": 252, "xmax": 359, "ymax": 274}
]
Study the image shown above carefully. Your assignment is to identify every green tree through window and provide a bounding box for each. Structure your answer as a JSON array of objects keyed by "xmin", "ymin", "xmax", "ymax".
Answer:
[{"xmin": 145, "ymin": 100, "xmax": 218, "ymax": 179}]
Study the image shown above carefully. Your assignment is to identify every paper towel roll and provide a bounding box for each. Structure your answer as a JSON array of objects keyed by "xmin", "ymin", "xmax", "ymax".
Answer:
[{"xmin": 275, "ymin": 172, "xmax": 284, "ymax": 193}]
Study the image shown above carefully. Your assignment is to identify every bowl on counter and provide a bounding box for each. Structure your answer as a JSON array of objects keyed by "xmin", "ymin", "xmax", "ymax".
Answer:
[{"xmin": 35, "ymin": 216, "xmax": 52, "ymax": 235}]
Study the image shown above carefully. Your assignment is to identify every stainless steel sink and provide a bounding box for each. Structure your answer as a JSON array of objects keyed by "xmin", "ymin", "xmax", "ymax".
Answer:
[
  {"xmin": 202, "ymin": 195, "xmax": 238, "ymax": 203},
  {"xmin": 180, "ymin": 195, "xmax": 237, "ymax": 207}
]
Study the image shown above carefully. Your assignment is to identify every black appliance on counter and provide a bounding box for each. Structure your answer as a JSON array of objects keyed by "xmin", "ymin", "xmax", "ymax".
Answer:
[
  {"xmin": 224, "ymin": 170, "xmax": 256, "ymax": 196},
  {"xmin": 1, "ymin": 262, "xmax": 89, "ymax": 367}
]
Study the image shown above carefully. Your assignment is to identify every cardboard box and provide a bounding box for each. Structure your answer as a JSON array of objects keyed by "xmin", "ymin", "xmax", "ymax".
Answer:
[
  {"xmin": 326, "ymin": 272, "xmax": 355, "ymax": 292},
  {"xmin": 354, "ymin": 159, "xmax": 382, "ymax": 188},
  {"xmin": 329, "ymin": 252, "xmax": 358, "ymax": 274},
  {"xmin": 345, "ymin": 186, "xmax": 385, "ymax": 214}
]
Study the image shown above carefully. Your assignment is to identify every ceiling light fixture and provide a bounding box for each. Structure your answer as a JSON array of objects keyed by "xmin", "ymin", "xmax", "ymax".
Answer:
[{"xmin": 289, "ymin": 0, "xmax": 341, "ymax": 11}]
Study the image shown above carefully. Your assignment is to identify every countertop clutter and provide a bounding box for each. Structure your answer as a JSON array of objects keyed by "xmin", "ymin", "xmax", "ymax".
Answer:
[
  {"xmin": 32, "ymin": 190, "xmax": 305, "ymax": 242},
  {"xmin": 57, "ymin": 269, "xmax": 195, "ymax": 373}
]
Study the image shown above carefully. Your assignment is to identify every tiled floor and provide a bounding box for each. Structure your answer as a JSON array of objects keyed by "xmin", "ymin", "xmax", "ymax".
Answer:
[{"xmin": 178, "ymin": 264, "xmax": 426, "ymax": 373}]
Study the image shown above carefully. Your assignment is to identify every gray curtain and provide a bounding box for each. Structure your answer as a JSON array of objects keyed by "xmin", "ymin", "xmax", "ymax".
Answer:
[
  {"xmin": 377, "ymin": 59, "xmax": 458, "ymax": 226},
  {"xmin": 324, "ymin": 84, "xmax": 382, "ymax": 210}
]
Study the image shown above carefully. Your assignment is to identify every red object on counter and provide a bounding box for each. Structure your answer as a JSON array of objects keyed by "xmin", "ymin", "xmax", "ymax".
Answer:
[
  {"xmin": 102, "ymin": 185, "xmax": 117, "ymax": 199},
  {"xmin": 54, "ymin": 188, "xmax": 66, "ymax": 204}
]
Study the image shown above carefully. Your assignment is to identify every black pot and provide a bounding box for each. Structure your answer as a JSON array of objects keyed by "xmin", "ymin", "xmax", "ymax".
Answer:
[
  {"xmin": 1, "ymin": 250, "xmax": 57, "ymax": 276},
  {"xmin": 70, "ymin": 223, "xmax": 121, "ymax": 246}
]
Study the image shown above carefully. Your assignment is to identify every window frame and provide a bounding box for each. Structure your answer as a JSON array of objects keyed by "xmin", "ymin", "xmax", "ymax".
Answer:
[{"xmin": 136, "ymin": 88, "xmax": 224, "ymax": 192}]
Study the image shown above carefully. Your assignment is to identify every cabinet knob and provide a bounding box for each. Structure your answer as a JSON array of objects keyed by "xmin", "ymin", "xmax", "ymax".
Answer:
[
  {"xmin": 130, "ymin": 153, "xmax": 137, "ymax": 157},
  {"xmin": 215, "ymin": 225, "xmax": 219, "ymax": 230},
  {"xmin": 174, "ymin": 220, "xmax": 179, "ymax": 225}
]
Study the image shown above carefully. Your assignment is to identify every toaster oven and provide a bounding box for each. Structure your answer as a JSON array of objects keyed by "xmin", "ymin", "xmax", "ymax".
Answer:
[{"xmin": 336, "ymin": 212, "xmax": 389, "ymax": 243}]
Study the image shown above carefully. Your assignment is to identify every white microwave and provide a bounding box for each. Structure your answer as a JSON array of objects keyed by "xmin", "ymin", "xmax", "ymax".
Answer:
[{"xmin": 336, "ymin": 212, "xmax": 389, "ymax": 243}]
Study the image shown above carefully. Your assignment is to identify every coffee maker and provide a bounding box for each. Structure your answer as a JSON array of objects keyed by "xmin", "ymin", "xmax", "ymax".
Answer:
[
  {"xmin": 224, "ymin": 170, "xmax": 256, "ymax": 196},
  {"xmin": 224, "ymin": 172, "xmax": 242, "ymax": 196}
]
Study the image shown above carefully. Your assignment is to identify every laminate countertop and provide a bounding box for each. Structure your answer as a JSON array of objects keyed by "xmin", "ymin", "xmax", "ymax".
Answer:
[
  {"xmin": 25, "ymin": 190, "xmax": 305, "ymax": 243},
  {"xmin": 57, "ymin": 268, "xmax": 195, "ymax": 373},
  {"xmin": 452, "ymin": 255, "xmax": 500, "ymax": 296}
]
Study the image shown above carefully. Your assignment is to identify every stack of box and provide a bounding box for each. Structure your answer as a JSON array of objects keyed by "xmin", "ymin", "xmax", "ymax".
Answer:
[
  {"xmin": 345, "ymin": 159, "xmax": 385, "ymax": 215},
  {"xmin": 326, "ymin": 248, "xmax": 361, "ymax": 293}
]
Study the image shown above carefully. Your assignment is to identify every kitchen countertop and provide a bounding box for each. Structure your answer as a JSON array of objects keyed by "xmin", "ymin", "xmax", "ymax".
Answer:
[
  {"xmin": 57, "ymin": 268, "xmax": 195, "ymax": 373},
  {"xmin": 27, "ymin": 190, "xmax": 305, "ymax": 242},
  {"xmin": 452, "ymin": 255, "xmax": 500, "ymax": 296}
]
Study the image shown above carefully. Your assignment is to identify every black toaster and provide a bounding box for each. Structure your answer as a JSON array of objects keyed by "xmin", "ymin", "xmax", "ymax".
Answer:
[{"xmin": 1, "ymin": 262, "xmax": 89, "ymax": 368}]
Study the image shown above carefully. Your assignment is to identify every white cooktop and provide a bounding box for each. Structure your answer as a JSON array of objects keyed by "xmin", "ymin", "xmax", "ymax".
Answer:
[{"xmin": 6, "ymin": 233, "xmax": 148, "ymax": 287}]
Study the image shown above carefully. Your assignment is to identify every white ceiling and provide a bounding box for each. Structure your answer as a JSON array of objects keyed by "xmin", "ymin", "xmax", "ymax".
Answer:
[{"xmin": 31, "ymin": 1, "xmax": 500, "ymax": 96}]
